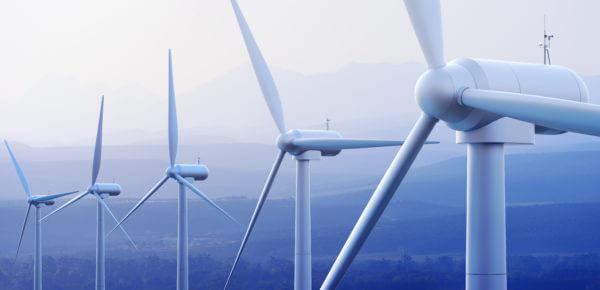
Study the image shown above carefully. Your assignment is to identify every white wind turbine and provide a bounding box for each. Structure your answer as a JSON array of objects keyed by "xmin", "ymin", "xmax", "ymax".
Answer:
[
  {"xmin": 42, "ymin": 96, "xmax": 138, "ymax": 290},
  {"xmin": 224, "ymin": 1, "xmax": 436, "ymax": 289},
  {"xmin": 109, "ymin": 50, "xmax": 240, "ymax": 290},
  {"xmin": 321, "ymin": 1, "xmax": 600, "ymax": 290},
  {"xmin": 5, "ymin": 140, "xmax": 78, "ymax": 290}
]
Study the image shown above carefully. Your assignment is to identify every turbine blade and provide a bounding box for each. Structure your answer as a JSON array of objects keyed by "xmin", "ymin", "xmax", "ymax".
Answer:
[
  {"xmin": 224, "ymin": 150, "xmax": 285, "ymax": 289},
  {"xmin": 459, "ymin": 88, "xmax": 600, "ymax": 137},
  {"xmin": 230, "ymin": 0, "xmax": 286, "ymax": 134},
  {"xmin": 41, "ymin": 191, "xmax": 89, "ymax": 221},
  {"xmin": 37, "ymin": 190, "xmax": 79, "ymax": 202},
  {"xmin": 321, "ymin": 114, "xmax": 438, "ymax": 289},
  {"xmin": 92, "ymin": 96, "xmax": 104, "ymax": 184},
  {"xmin": 107, "ymin": 176, "xmax": 169, "ymax": 236},
  {"xmin": 15, "ymin": 204, "xmax": 32, "ymax": 259},
  {"xmin": 168, "ymin": 49, "xmax": 178, "ymax": 166},
  {"xmin": 403, "ymin": 0, "xmax": 445, "ymax": 68},
  {"xmin": 4, "ymin": 140, "xmax": 32, "ymax": 197},
  {"xmin": 94, "ymin": 194, "xmax": 138, "ymax": 250},
  {"xmin": 174, "ymin": 175, "xmax": 240, "ymax": 225},
  {"xmin": 290, "ymin": 138, "xmax": 437, "ymax": 151}
]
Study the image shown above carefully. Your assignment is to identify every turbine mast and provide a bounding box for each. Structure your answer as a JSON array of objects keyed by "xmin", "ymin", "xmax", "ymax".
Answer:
[
  {"xmin": 34, "ymin": 205, "xmax": 42, "ymax": 290},
  {"xmin": 294, "ymin": 152, "xmax": 320, "ymax": 290},
  {"xmin": 539, "ymin": 15, "xmax": 555, "ymax": 65},
  {"xmin": 96, "ymin": 197, "xmax": 106, "ymax": 290}
]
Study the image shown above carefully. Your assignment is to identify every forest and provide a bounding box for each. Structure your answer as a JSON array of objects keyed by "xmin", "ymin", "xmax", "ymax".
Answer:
[{"xmin": 1, "ymin": 253, "xmax": 599, "ymax": 290}]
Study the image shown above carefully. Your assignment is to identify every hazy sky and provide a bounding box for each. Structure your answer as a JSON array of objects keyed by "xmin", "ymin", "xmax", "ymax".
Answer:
[{"xmin": 1, "ymin": 0, "xmax": 599, "ymax": 145}]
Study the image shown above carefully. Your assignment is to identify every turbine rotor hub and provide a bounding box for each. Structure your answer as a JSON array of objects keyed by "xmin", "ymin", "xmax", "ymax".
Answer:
[{"xmin": 415, "ymin": 67, "xmax": 471, "ymax": 125}]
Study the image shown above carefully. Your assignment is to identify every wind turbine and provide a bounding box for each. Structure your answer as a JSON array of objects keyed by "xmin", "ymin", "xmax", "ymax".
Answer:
[
  {"xmin": 42, "ymin": 96, "xmax": 138, "ymax": 290},
  {"xmin": 109, "ymin": 49, "xmax": 239, "ymax": 290},
  {"xmin": 321, "ymin": 1, "xmax": 599, "ymax": 290},
  {"xmin": 224, "ymin": 1, "xmax": 435, "ymax": 289},
  {"xmin": 5, "ymin": 140, "xmax": 78, "ymax": 290}
]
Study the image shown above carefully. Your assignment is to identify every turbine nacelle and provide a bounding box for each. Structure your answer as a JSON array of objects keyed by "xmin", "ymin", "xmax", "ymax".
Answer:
[
  {"xmin": 28, "ymin": 196, "xmax": 55, "ymax": 206},
  {"xmin": 416, "ymin": 58, "xmax": 590, "ymax": 133},
  {"xmin": 89, "ymin": 183, "xmax": 122, "ymax": 196},
  {"xmin": 277, "ymin": 129, "xmax": 343, "ymax": 156},
  {"xmin": 166, "ymin": 164, "xmax": 210, "ymax": 181}
]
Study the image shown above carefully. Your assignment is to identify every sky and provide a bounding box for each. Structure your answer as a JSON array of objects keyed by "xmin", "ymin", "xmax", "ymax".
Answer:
[{"xmin": 0, "ymin": 0, "xmax": 599, "ymax": 146}]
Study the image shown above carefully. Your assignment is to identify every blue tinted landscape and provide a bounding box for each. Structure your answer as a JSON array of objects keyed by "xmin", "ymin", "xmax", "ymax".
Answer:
[
  {"xmin": 2, "ymin": 0, "xmax": 600, "ymax": 287},
  {"xmin": 1, "ymin": 140, "xmax": 600, "ymax": 289}
]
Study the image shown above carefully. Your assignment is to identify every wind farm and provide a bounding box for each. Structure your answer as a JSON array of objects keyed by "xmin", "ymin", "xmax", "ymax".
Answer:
[{"xmin": 1, "ymin": 0, "xmax": 600, "ymax": 290}]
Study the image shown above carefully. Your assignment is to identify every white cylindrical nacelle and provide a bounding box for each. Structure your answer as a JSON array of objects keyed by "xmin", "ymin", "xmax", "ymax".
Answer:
[
  {"xmin": 172, "ymin": 164, "xmax": 209, "ymax": 181},
  {"xmin": 416, "ymin": 58, "xmax": 589, "ymax": 133},
  {"xmin": 452, "ymin": 58, "xmax": 588, "ymax": 102},
  {"xmin": 277, "ymin": 129, "xmax": 343, "ymax": 156},
  {"xmin": 93, "ymin": 183, "xmax": 122, "ymax": 196}
]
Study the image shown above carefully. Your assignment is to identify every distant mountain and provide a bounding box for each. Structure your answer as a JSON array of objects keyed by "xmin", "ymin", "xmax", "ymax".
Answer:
[
  {"xmin": 0, "ymin": 142, "xmax": 402, "ymax": 200},
  {"xmin": 3, "ymin": 62, "xmax": 600, "ymax": 207},
  {"xmin": 394, "ymin": 149, "xmax": 600, "ymax": 207},
  {"xmin": 2, "ymin": 140, "xmax": 600, "ymax": 204},
  {"xmin": 12, "ymin": 62, "xmax": 600, "ymax": 147},
  {"xmin": 1, "ymin": 196, "xmax": 598, "ymax": 261},
  {"xmin": 3, "ymin": 62, "xmax": 427, "ymax": 146}
]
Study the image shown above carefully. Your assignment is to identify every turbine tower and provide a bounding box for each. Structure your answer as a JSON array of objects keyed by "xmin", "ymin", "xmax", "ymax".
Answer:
[
  {"xmin": 42, "ymin": 96, "xmax": 138, "ymax": 290},
  {"xmin": 225, "ymin": 1, "xmax": 435, "ymax": 289},
  {"xmin": 109, "ymin": 50, "xmax": 239, "ymax": 290},
  {"xmin": 5, "ymin": 140, "xmax": 78, "ymax": 290},
  {"xmin": 321, "ymin": 1, "xmax": 599, "ymax": 290}
]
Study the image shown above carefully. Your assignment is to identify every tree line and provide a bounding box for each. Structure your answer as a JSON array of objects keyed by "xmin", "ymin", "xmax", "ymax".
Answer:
[{"xmin": 0, "ymin": 254, "xmax": 599, "ymax": 289}]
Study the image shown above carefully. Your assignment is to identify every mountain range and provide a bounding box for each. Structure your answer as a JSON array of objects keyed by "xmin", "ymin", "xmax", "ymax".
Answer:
[{"xmin": 6, "ymin": 61, "xmax": 600, "ymax": 146}]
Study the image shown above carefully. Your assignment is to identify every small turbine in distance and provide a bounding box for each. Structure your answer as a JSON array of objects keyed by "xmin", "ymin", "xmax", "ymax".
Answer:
[
  {"xmin": 42, "ymin": 96, "xmax": 137, "ymax": 290},
  {"xmin": 5, "ymin": 140, "xmax": 78, "ymax": 290},
  {"xmin": 109, "ymin": 50, "xmax": 239, "ymax": 290}
]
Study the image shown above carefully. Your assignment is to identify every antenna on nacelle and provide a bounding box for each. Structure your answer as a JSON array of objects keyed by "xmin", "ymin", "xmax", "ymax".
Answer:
[
  {"xmin": 325, "ymin": 118, "xmax": 331, "ymax": 130},
  {"xmin": 538, "ymin": 15, "xmax": 555, "ymax": 65}
]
